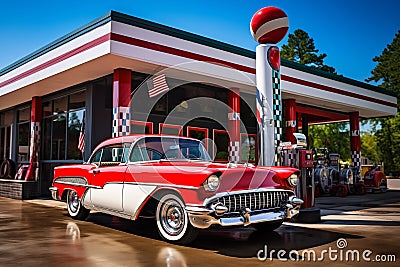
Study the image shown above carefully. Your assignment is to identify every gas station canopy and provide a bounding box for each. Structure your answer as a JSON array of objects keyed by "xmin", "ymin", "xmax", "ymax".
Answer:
[{"xmin": 0, "ymin": 11, "xmax": 397, "ymax": 119}]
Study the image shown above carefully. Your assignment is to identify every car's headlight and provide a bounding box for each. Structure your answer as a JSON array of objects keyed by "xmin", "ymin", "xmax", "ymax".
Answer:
[
  {"xmin": 203, "ymin": 174, "xmax": 220, "ymax": 192},
  {"xmin": 288, "ymin": 174, "xmax": 299, "ymax": 187}
]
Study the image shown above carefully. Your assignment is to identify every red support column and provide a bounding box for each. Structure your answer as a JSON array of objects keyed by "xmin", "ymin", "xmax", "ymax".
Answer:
[
  {"xmin": 350, "ymin": 112, "xmax": 361, "ymax": 170},
  {"xmin": 228, "ymin": 88, "xmax": 241, "ymax": 163},
  {"xmin": 284, "ymin": 99, "xmax": 296, "ymax": 144},
  {"xmin": 113, "ymin": 69, "xmax": 132, "ymax": 137},
  {"xmin": 25, "ymin": 97, "xmax": 42, "ymax": 180}
]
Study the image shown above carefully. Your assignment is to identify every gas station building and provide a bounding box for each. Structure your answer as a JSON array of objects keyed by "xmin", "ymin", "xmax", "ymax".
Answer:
[{"xmin": 0, "ymin": 11, "xmax": 397, "ymax": 198}]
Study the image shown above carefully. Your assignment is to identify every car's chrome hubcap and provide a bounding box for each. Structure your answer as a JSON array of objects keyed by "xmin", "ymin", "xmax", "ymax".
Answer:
[
  {"xmin": 161, "ymin": 200, "xmax": 184, "ymax": 235},
  {"xmin": 68, "ymin": 191, "xmax": 79, "ymax": 213}
]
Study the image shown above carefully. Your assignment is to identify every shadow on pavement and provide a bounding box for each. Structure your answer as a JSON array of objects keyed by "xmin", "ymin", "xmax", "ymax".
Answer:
[
  {"xmin": 83, "ymin": 212, "xmax": 363, "ymax": 259},
  {"xmin": 191, "ymin": 224, "xmax": 362, "ymax": 258},
  {"xmin": 316, "ymin": 190, "xmax": 400, "ymax": 212},
  {"xmin": 320, "ymin": 219, "xmax": 400, "ymax": 226}
]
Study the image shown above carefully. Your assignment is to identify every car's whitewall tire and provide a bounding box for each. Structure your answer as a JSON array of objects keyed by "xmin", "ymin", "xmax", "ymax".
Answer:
[
  {"xmin": 66, "ymin": 190, "xmax": 90, "ymax": 220},
  {"xmin": 156, "ymin": 194, "xmax": 198, "ymax": 244}
]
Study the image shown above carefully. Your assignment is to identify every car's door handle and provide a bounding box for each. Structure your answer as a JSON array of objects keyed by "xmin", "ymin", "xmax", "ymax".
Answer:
[{"xmin": 93, "ymin": 169, "xmax": 101, "ymax": 174}]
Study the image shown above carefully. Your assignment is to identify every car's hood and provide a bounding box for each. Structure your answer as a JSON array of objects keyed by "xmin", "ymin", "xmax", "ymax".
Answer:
[
  {"xmin": 132, "ymin": 160, "xmax": 298, "ymax": 191},
  {"xmin": 216, "ymin": 165, "xmax": 298, "ymax": 192}
]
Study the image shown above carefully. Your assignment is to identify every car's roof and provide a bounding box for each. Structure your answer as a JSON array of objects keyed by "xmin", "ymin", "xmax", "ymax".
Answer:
[{"xmin": 93, "ymin": 134, "xmax": 199, "ymax": 151}]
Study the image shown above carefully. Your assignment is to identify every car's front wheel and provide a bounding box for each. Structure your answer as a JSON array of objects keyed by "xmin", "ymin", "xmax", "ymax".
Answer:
[
  {"xmin": 66, "ymin": 190, "xmax": 90, "ymax": 220},
  {"xmin": 156, "ymin": 194, "xmax": 198, "ymax": 244}
]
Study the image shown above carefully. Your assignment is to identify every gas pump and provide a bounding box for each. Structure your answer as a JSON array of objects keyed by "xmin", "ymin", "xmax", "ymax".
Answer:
[
  {"xmin": 326, "ymin": 153, "xmax": 367, "ymax": 197},
  {"xmin": 327, "ymin": 153, "xmax": 340, "ymax": 193},
  {"xmin": 313, "ymin": 148, "xmax": 331, "ymax": 197},
  {"xmin": 279, "ymin": 133, "xmax": 320, "ymax": 222}
]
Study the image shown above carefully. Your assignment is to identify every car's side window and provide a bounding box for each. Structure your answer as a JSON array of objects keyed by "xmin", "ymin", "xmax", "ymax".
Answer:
[
  {"xmin": 129, "ymin": 139, "xmax": 165, "ymax": 162},
  {"xmin": 89, "ymin": 143, "xmax": 126, "ymax": 167},
  {"xmin": 89, "ymin": 149, "xmax": 103, "ymax": 166},
  {"xmin": 100, "ymin": 143, "xmax": 125, "ymax": 167},
  {"xmin": 121, "ymin": 143, "xmax": 131, "ymax": 163},
  {"xmin": 130, "ymin": 146, "xmax": 150, "ymax": 162}
]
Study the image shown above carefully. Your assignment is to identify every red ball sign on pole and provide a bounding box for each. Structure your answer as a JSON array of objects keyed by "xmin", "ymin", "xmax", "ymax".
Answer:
[
  {"xmin": 250, "ymin": 7, "xmax": 289, "ymax": 44},
  {"xmin": 251, "ymin": 7, "xmax": 288, "ymax": 166}
]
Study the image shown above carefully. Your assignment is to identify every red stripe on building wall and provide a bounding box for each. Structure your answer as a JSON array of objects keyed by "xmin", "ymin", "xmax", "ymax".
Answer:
[
  {"xmin": 0, "ymin": 34, "xmax": 111, "ymax": 88},
  {"xmin": 110, "ymin": 33, "xmax": 256, "ymax": 74},
  {"xmin": 282, "ymin": 75, "xmax": 397, "ymax": 108}
]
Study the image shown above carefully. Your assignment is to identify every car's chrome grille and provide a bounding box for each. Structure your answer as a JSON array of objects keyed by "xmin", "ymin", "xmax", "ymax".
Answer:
[{"xmin": 213, "ymin": 191, "xmax": 289, "ymax": 213}]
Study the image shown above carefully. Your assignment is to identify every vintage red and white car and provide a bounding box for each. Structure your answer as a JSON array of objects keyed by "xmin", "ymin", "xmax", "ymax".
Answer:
[{"xmin": 50, "ymin": 135, "xmax": 303, "ymax": 244}]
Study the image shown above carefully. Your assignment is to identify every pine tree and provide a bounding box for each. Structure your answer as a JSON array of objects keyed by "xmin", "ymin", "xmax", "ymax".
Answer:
[
  {"xmin": 367, "ymin": 30, "xmax": 400, "ymax": 96},
  {"xmin": 281, "ymin": 29, "xmax": 336, "ymax": 74},
  {"xmin": 366, "ymin": 30, "xmax": 400, "ymax": 175}
]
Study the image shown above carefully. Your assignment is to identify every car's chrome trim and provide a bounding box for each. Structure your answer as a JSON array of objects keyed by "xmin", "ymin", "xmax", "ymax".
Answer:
[
  {"xmin": 187, "ymin": 209, "xmax": 287, "ymax": 228},
  {"xmin": 203, "ymin": 188, "xmax": 294, "ymax": 206},
  {"xmin": 53, "ymin": 176, "xmax": 88, "ymax": 186},
  {"xmin": 186, "ymin": 192, "xmax": 303, "ymax": 229},
  {"xmin": 64, "ymin": 181, "xmax": 197, "ymax": 191},
  {"xmin": 54, "ymin": 181, "xmax": 87, "ymax": 187},
  {"xmin": 53, "ymin": 179, "xmax": 102, "ymax": 189},
  {"xmin": 86, "ymin": 185, "xmax": 102, "ymax": 189},
  {"xmin": 49, "ymin": 187, "xmax": 58, "ymax": 200},
  {"xmin": 124, "ymin": 182, "xmax": 199, "ymax": 190}
]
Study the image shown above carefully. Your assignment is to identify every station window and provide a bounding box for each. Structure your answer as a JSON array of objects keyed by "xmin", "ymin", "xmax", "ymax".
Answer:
[
  {"xmin": 42, "ymin": 90, "xmax": 86, "ymax": 160},
  {"xmin": 159, "ymin": 123, "xmax": 182, "ymax": 136},
  {"xmin": 131, "ymin": 120, "xmax": 153, "ymax": 134},
  {"xmin": 17, "ymin": 107, "xmax": 30, "ymax": 162},
  {"xmin": 0, "ymin": 111, "xmax": 14, "ymax": 160},
  {"xmin": 187, "ymin": 126, "xmax": 208, "ymax": 150},
  {"xmin": 213, "ymin": 129, "xmax": 229, "ymax": 162}
]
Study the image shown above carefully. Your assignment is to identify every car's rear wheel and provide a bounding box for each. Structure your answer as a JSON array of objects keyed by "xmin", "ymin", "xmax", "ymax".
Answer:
[
  {"xmin": 156, "ymin": 194, "xmax": 198, "ymax": 244},
  {"xmin": 253, "ymin": 219, "xmax": 283, "ymax": 232},
  {"xmin": 66, "ymin": 190, "xmax": 89, "ymax": 220}
]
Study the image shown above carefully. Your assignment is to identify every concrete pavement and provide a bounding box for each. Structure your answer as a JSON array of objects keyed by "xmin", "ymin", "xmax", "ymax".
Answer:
[{"xmin": 0, "ymin": 181, "xmax": 398, "ymax": 266}]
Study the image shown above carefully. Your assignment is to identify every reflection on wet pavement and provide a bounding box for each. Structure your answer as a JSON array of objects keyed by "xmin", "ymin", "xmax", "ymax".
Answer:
[{"xmin": 0, "ymin": 196, "xmax": 399, "ymax": 266}]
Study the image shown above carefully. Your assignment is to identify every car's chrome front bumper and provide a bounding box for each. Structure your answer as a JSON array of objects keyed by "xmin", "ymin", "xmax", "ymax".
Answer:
[{"xmin": 186, "ymin": 195, "xmax": 303, "ymax": 229}]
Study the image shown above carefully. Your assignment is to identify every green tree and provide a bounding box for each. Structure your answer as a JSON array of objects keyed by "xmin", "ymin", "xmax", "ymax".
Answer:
[
  {"xmin": 366, "ymin": 30, "xmax": 400, "ymax": 174},
  {"xmin": 308, "ymin": 122, "xmax": 350, "ymax": 162},
  {"xmin": 366, "ymin": 30, "xmax": 400, "ymax": 95},
  {"xmin": 281, "ymin": 29, "xmax": 336, "ymax": 74},
  {"xmin": 360, "ymin": 132, "xmax": 380, "ymax": 163}
]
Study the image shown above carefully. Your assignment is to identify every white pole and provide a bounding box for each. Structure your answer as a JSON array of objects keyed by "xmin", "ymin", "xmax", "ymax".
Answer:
[{"xmin": 256, "ymin": 44, "xmax": 276, "ymax": 166}]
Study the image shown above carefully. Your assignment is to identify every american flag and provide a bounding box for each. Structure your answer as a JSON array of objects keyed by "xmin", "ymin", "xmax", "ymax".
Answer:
[
  {"xmin": 78, "ymin": 112, "xmax": 85, "ymax": 152},
  {"xmin": 147, "ymin": 74, "xmax": 170, "ymax": 98}
]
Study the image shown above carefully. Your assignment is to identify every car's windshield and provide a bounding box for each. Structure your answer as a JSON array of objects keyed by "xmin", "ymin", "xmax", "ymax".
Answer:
[{"xmin": 130, "ymin": 137, "xmax": 211, "ymax": 162}]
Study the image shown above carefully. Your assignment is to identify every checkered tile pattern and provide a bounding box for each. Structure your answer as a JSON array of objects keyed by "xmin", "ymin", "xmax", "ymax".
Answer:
[
  {"xmin": 287, "ymin": 150, "xmax": 297, "ymax": 167},
  {"xmin": 351, "ymin": 150, "xmax": 361, "ymax": 167},
  {"xmin": 112, "ymin": 107, "xmax": 130, "ymax": 137},
  {"xmin": 272, "ymin": 70, "xmax": 282, "ymax": 147},
  {"xmin": 228, "ymin": 141, "xmax": 240, "ymax": 163},
  {"xmin": 280, "ymin": 149, "xmax": 296, "ymax": 167}
]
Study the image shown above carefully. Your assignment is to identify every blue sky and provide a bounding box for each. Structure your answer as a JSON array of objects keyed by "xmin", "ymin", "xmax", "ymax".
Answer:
[{"xmin": 1, "ymin": 0, "xmax": 399, "ymax": 84}]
